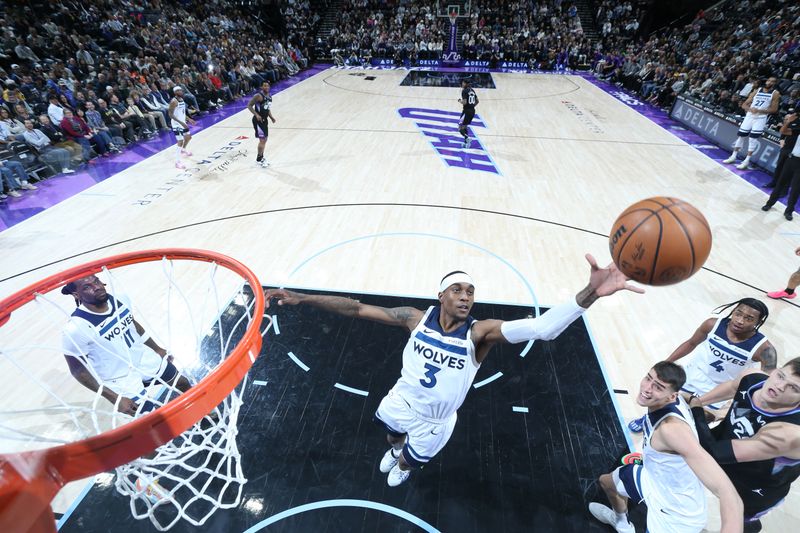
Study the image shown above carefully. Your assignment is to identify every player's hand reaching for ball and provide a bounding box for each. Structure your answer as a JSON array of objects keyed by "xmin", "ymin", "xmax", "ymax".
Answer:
[
  {"xmin": 264, "ymin": 288, "xmax": 304, "ymax": 308},
  {"xmin": 581, "ymin": 253, "xmax": 645, "ymax": 304}
]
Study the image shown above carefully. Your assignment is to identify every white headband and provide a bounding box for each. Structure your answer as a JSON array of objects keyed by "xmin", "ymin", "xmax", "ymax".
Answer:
[{"xmin": 439, "ymin": 272, "xmax": 475, "ymax": 292}]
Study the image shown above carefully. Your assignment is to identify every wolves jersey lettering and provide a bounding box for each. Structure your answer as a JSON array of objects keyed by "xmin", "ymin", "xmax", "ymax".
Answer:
[
  {"xmin": 62, "ymin": 294, "xmax": 163, "ymax": 396},
  {"xmin": 684, "ymin": 317, "xmax": 766, "ymax": 398},
  {"xmin": 392, "ymin": 306, "xmax": 479, "ymax": 420}
]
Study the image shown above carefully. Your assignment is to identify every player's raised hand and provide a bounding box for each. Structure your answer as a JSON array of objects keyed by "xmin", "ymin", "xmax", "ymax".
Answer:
[
  {"xmin": 264, "ymin": 288, "xmax": 304, "ymax": 308},
  {"xmin": 586, "ymin": 253, "xmax": 645, "ymax": 297}
]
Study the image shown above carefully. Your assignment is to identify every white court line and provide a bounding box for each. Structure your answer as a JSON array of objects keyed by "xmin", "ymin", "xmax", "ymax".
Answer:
[
  {"xmin": 253, "ymin": 380, "xmax": 268, "ymax": 386},
  {"xmin": 512, "ymin": 406, "xmax": 529, "ymax": 413},
  {"xmin": 473, "ymin": 372, "xmax": 503, "ymax": 389},
  {"xmin": 272, "ymin": 314, "xmax": 280, "ymax": 334},
  {"xmin": 519, "ymin": 340, "xmax": 533, "ymax": 358},
  {"xmin": 287, "ymin": 351, "xmax": 310, "ymax": 372},
  {"xmin": 334, "ymin": 383, "xmax": 369, "ymax": 397}
]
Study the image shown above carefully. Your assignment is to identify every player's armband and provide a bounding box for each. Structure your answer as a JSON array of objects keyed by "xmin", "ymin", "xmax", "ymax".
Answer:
[{"xmin": 500, "ymin": 299, "xmax": 585, "ymax": 343}]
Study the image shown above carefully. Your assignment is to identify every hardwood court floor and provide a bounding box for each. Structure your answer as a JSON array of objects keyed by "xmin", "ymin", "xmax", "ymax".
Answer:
[{"xmin": 1, "ymin": 68, "xmax": 798, "ymax": 531}]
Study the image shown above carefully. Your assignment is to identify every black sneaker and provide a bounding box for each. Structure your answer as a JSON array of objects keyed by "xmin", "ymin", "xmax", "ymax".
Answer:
[
  {"xmin": 785, "ymin": 212, "xmax": 794, "ymax": 221},
  {"xmin": 761, "ymin": 204, "xmax": 772, "ymax": 211}
]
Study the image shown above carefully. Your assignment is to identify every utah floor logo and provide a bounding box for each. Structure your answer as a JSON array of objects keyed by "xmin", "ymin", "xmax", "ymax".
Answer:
[{"xmin": 398, "ymin": 108, "xmax": 500, "ymax": 174}]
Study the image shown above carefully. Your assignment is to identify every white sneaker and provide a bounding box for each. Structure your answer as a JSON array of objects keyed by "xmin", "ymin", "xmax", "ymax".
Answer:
[
  {"xmin": 257, "ymin": 159, "xmax": 270, "ymax": 168},
  {"xmin": 588, "ymin": 503, "xmax": 634, "ymax": 533},
  {"xmin": 379, "ymin": 448, "xmax": 400, "ymax": 473},
  {"xmin": 722, "ymin": 155, "xmax": 737, "ymax": 164},
  {"xmin": 387, "ymin": 463, "xmax": 411, "ymax": 487},
  {"xmin": 21, "ymin": 182, "xmax": 37, "ymax": 190},
  {"xmin": 736, "ymin": 159, "xmax": 751, "ymax": 170},
  {"xmin": 62, "ymin": 168, "xmax": 75, "ymax": 174},
  {"xmin": 8, "ymin": 190, "xmax": 22, "ymax": 198},
  {"xmin": 175, "ymin": 161, "xmax": 186, "ymax": 169}
]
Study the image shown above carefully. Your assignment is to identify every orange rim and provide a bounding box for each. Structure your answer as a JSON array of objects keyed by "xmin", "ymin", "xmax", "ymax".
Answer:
[{"xmin": 0, "ymin": 249, "xmax": 264, "ymax": 532}]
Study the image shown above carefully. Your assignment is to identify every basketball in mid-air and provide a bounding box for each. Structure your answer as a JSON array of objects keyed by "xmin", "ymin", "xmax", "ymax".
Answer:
[{"xmin": 608, "ymin": 197, "xmax": 712, "ymax": 286}]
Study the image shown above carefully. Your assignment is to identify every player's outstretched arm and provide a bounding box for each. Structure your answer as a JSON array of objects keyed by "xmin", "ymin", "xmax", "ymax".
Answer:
[
  {"xmin": 666, "ymin": 318, "xmax": 715, "ymax": 363},
  {"xmin": 265, "ymin": 288, "xmax": 424, "ymax": 331},
  {"xmin": 475, "ymin": 253, "xmax": 643, "ymax": 346},
  {"xmin": 661, "ymin": 420, "xmax": 743, "ymax": 533}
]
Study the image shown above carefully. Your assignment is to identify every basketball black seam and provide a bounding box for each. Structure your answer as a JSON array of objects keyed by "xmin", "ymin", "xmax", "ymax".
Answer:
[
  {"xmin": 613, "ymin": 208, "xmax": 658, "ymax": 265},
  {"xmin": 663, "ymin": 206, "xmax": 696, "ymax": 274},
  {"xmin": 648, "ymin": 213, "xmax": 664, "ymax": 285}
]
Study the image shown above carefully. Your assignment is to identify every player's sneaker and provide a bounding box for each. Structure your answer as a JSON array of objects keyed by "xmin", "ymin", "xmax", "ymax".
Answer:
[
  {"xmin": 180, "ymin": 149, "xmax": 192, "ymax": 156},
  {"xmin": 258, "ymin": 159, "xmax": 270, "ymax": 168},
  {"xmin": 379, "ymin": 448, "xmax": 400, "ymax": 473},
  {"xmin": 736, "ymin": 159, "xmax": 751, "ymax": 170},
  {"xmin": 175, "ymin": 161, "xmax": 186, "ymax": 169},
  {"xmin": 463, "ymin": 137, "xmax": 470, "ymax": 149},
  {"xmin": 722, "ymin": 155, "xmax": 737, "ymax": 164},
  {"xmin": 387, "ymin": 463, "xmax": 411, "ymax": 487},
  {"xmin": 588, "ymin": 503, "xmax": 634, "ymax": 533},
  {"xmin": 767, "ymin": 290, "xmax": 796, "ymax": 300},
  {"xmin": 627, "ymin": 415, "xmax": 645, "ymax": 433}
]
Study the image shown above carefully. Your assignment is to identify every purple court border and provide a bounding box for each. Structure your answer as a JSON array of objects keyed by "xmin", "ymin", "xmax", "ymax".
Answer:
[
  {"xmin": 2, "ymin": 65, "xmax": 786, "ymax": 233},
  {"xmin": 0, "ymin": 64, "xmax": 329, "ymax": 232}
]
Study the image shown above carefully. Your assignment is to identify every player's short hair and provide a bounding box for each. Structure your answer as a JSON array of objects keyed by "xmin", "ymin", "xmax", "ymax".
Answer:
[
  {"xmin": 713, "ymin": 298, "xmax": 769, "ymax": 330},
  {"xmin": 783, "ymin": 357, "xmax": 800, "ymax": 378},
  {"xmin": 651, "ymin": 361, "xmax": 686, "ymax": 392}
]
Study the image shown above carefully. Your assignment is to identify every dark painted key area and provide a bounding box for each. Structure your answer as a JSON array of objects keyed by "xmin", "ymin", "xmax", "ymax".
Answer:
[{"xmin": 60, "ymin": 289, "xmax": 641, "ymax": 532}]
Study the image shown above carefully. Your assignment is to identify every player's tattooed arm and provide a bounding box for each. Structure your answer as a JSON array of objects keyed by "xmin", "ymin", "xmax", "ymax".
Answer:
[
  {"xmin": 264, "ymin": 289, "xmax": 423, "ymax": 330},
  {"xmin": 755, "ymin": 342, "xmax": 778, "ymax": 372}
]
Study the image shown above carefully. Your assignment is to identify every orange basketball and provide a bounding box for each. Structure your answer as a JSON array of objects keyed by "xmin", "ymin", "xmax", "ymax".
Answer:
[{"xmin": 609, "ymin": 197, "xmax": 712, "ymax": 286}]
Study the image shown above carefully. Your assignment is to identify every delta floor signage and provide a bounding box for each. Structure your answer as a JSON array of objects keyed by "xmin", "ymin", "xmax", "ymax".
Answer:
[
  {"xmin": 369, "ymin": 58, "xmax": 527, "ymax": 70},
  {"xmin": 670, "ymin": 95, "xmax": 782, "ymax": 173}
]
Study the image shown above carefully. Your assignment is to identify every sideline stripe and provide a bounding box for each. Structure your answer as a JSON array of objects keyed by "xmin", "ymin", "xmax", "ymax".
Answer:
[
  {"xmin": 583, "ymin": 315, "xmax": 635, "ymax": 451},
  {"xmin": 241, "ymin": 498, "xmax": 441, "ymax": 533},
  {"xmin": 473, "ymin": 372, "xmax": 503, "ymax": 389},
  {"xmin": 512, "ymin": 406, "xmax": 529, "ymax": 413},
  {"xmin": 334, "ymin": 383, "xmax": 369, "ymax": 396},
  {"xmin": 56, "ymin": 477, "xmax": 96, "ymax": 530},
  {"xmin": 287, "ymin": 351, "xmax": 310, "ymax": 372},
  {"xmin": 253, "ymin": 380, "xmax": 268, "ymax": 386}
]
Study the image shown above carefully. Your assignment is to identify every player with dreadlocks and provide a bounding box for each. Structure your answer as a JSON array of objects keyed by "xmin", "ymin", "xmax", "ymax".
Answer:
[{"xmin": 629, "ymin": 298, "xmax": 777, "ymax": 433}]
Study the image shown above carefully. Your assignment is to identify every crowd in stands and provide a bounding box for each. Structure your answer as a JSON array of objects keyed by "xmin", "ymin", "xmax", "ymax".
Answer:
[
  {"xmin": 0, "ymin": 0, "xmax": 316, "ymax": 201},
  {"xmin": 595, "ymin": 0, "xmax": 800, "ymax": 123}
]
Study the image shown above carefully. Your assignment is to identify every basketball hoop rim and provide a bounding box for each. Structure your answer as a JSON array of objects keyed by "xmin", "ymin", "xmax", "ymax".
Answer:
[{"xmin": 0, "ymin": 248, "xmax": 264, "ymax": 526}]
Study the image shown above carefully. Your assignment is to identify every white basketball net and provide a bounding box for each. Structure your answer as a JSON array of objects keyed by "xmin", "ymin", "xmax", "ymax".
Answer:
[{"xmin": 0, "ymin": 256, "xmax": 269, "ymax": 530}]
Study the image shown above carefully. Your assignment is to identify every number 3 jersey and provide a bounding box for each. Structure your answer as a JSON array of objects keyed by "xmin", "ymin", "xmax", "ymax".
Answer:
[
  {"xmin": 684, "ymin": 317, "xmax": 766, "ymax": 397},
  {"xmin": 392, "ymin": 306, "xmax": 479, "ymax": 421},
  {"xmin": 62, "ymin": 294, "xmax": 163, "ymax": 394}
]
